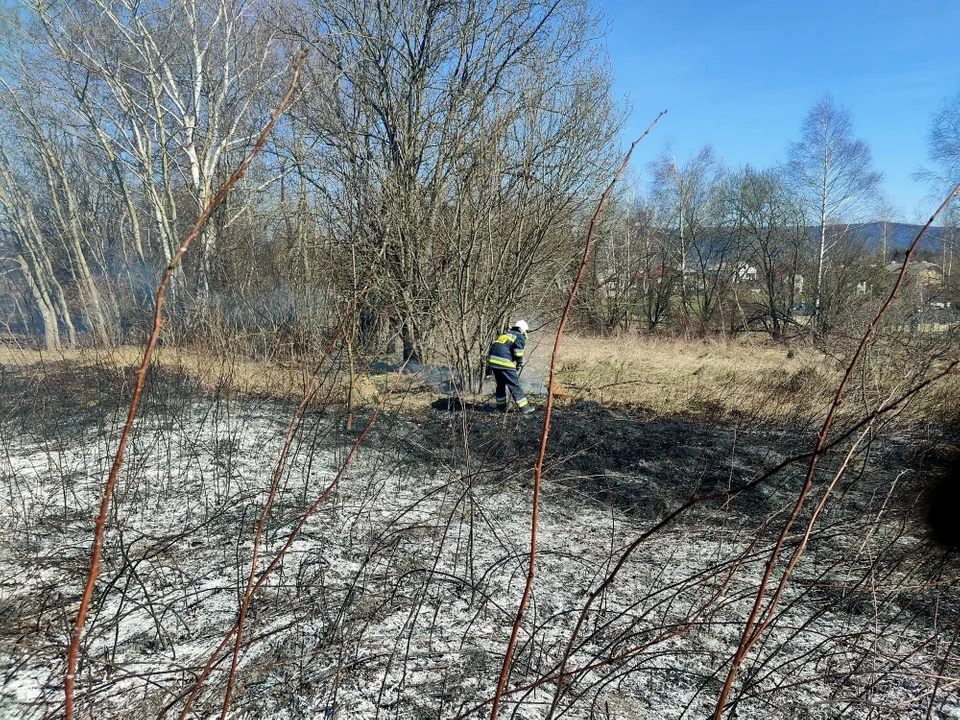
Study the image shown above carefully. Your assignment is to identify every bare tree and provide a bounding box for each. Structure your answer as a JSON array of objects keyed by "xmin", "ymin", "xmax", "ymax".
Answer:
[
  {"xmin": 578, "ymin": 192, "xmax": 645, "ymax": 333},
  {"xmin": 649, "ymin": 144, "xmax": 725, "ymax": 332},
  {"xmin": 1, "ymin": 0, "xmax": 619, "ymax": 365},
  {"xmin": 727, "ymin": 165, "xmax": 806, "ymax": 340},
  {"xmin": 0, "ymin": 79, "xmax": 118, "ymax": 346},
  {"xmin": 585, "ymin": 195, "xmax": 676, "ymax": 333},
  {"xmin": 0, "ymin": 0, "xmax": 291, "ymax": 349},
  {"xmin": 288, "ymin": 0, "xmax": 621, "ymax": 379},
  {"xmin": 787, "ymin": 96, "xmax": 882, "ymax": 332},
  {"xmin": 0, "ymin": 144, "xmax": 77, "ymax": 350},
  {"xmin": 920, "ymin": 88, "xmax": 960, "ymax": 288},
  {"xmin": 920, "ymin": 87, "xmax": 960, "ymax": 192},
  {"xmin": 941, "ymin": 206, "xmax": 960, "ymax": 288},
  {"xmin": 874, "ymin": 196, "xmax": 900, "ymax": 261}
]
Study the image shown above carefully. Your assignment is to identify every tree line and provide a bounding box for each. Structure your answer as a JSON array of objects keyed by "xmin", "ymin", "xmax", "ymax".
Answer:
[
  {"xmin": 0, "ymin": 0, "xmax": 958, "ymax": 383},
  {"xmin": 0, "ymin": 0, "xmax": 620, "ymax": 375},
  {"xmin": 581, "ymin": 96, "xmax": 960, "ymax": 343}
]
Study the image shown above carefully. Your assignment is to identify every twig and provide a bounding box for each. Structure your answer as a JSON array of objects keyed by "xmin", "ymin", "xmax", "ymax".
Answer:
[
  {"xmin": 217, "ymin": 265, "xmax": 380, "ymax": 719},
  {"xmin": 487, "ymin": 110, "xmax": 666, "ymax": 720},
  {"xmin": 926, "ymin": 615, "xmax": 960, "ymax": 719},
  {"xmin": 460, "ymin": 340, "xmax": 958, "ymax": 720},
  {"xmin": 710, "ymin": 179, "xmax": 960, "ymax": 720},
  {"xmin": 170, "ymin": 357, "xmax": 412, "ymax": 720},
  {"xmin": 63, "ymin": 49, "xmax": 309, "ymax": 720}
]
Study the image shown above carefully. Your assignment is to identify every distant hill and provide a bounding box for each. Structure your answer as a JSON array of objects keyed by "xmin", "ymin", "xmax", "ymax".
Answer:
[{"xmin": 849, "ymin": 222, "xmax": 943, "ymax": 252}]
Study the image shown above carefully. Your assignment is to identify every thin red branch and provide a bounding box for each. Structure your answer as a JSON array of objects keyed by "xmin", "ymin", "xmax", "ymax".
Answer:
[
  {"xmin": 528, "ymin": 349, "xmax": 955, "ymax": 718},
  {"xmin": 217, "ymin": 264, "xmax": 380, "ymax": 719},
  {"xmin": 927, "ymin": 616, "xmax": 960, "ymax": 719},
  {"xmin": 742, "ymin": 361, "xmax": 958, "ymax": 658},
  {"xmin": 458, "ymin": 342, "xmax": 958, "ymax": 719},
  {"xmin": 488, "ymin": 111, "xmax": 666, "ymax": 720},
  {"xmin": 171, "ymin": 357, "xmax": 412, "ymax": 720},
  {"xmin": 63, "ymin": 49, "xmax": 309, "ymax": 720},
  {"xmin": 457, "ymin": 513, "xmax": 760, "ymax": 720}
]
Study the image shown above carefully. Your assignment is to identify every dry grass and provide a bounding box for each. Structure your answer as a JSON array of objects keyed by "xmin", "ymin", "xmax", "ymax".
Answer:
[
  {"xmin": 2, "ymin": 333, "xmax": 954, "ymax": 425},
  {"xmin": 0, "ymin": 344, "xmax": 316, "ymax": 400},
  {"xmin": 548, "ymin": 334, "xmax": 842, "ymax": 423},
  {"xmin": 546, "ymin": 333, "xmax": 960, "ymax": 425},
  {"xmin": 0, "ymin": 343, "xmax": 435, "ymax": 413}
]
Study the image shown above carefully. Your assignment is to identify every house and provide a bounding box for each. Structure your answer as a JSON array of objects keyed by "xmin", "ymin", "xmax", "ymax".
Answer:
[{"xmin": 886, "ymin": 260, "xmax": 943, "ymax": 286}]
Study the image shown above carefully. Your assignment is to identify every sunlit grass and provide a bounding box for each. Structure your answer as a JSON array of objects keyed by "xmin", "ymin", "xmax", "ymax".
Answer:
[
  {"xmin": 547, "ymin": 335, "xmax": 840, "ymax": 423},
  {"xmin": 2, "ymin": 332, "xmax": 956, "ymax": 425}
]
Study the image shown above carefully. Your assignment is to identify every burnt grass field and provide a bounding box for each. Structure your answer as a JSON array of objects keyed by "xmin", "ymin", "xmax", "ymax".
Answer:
[{"xmin": 1, "ymin": 360, "xmax": 959, "ymax": 719}]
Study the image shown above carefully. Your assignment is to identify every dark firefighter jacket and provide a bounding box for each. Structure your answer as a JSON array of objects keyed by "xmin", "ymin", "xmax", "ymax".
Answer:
[{"xmin": 487, "ymin": 328, "xmax": 526, "ymax": 370}]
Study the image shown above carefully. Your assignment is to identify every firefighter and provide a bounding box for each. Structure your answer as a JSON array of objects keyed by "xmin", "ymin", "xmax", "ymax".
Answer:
[{"xmin": 487, "ymin": 319, "xmax": 534, "ymax": 414}]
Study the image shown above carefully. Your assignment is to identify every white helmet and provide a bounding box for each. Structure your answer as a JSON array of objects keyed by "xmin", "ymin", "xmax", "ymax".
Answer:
[{"xmin": 513, "ymin": 319, "xmax": 529, "ymax": 334}]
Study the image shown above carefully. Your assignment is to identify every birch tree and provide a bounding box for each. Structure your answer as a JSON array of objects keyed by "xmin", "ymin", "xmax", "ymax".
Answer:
[
  {"xmin": 31, "ymin": 0, "xmax": 287, "ymax": 302},
  {"xmin": 921, "ymin": 88, "xmax": 960, "ymax": 192},
  {"xmin": 0, "ymin": 73, "xmax": 118, "ymax": 345},
  {"xmin": 920, "ymin": 89, "xmax": 960, "ymax": 292},
  {"xmin": 787, "ymin": 96, "xmax": 882, "ymax": 332},
  {"xmin": 0, "ymin": 144, "xmax": 77, "ymax": 350},
  {"xmin": 649, "ymin": 145, "xmax": 724, "ymax": 331}
]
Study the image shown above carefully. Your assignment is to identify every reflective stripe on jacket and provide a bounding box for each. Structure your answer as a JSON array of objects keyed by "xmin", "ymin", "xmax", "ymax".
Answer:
[{"xmin": 487, "ymin": 329, "xmax": 526, "ymax": 370}]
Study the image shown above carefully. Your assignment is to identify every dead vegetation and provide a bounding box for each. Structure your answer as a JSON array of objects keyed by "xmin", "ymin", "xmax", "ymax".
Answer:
[
  {"xmin": 0, "ymin": 355, "xmax": 958, "ymax": 719},
  {"xmin": 1, "ymin": 1, "xmax": 959, "ymax": 717},
  {"xmin": 6, "ymin": 330, "xmax": 954, "ymax": 428},
  {"xmin": 551, "ymin": 335, "xmax": 840, "ymax": 422},
  {"xmin": 1, "ymin": 325, "xmax": 960, "ymax": 718},
  {"xmin": 2, "ymin": 130, "xmax": 959, "ymax": 720}
]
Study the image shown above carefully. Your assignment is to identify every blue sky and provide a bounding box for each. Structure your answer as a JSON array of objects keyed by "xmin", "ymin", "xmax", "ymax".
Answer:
[{"xmin": 597, "ymin": 0, "xmax": 960, "ymax": 221}]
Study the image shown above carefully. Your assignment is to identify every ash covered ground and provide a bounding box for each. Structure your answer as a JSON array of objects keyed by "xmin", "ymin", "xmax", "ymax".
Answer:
[{"xmin": 0, "ymin": 362, "xmax": 958, "ymax": 719}]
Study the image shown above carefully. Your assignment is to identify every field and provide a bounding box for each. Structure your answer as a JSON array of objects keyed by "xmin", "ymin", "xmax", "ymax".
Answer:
[
  {"xmin": 0, "ymin": 335, "xmax": 958, "ymax": 719},
  {"xmin": 0, "ymin": 334, "xmax": 850, "ymax": 420}
]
